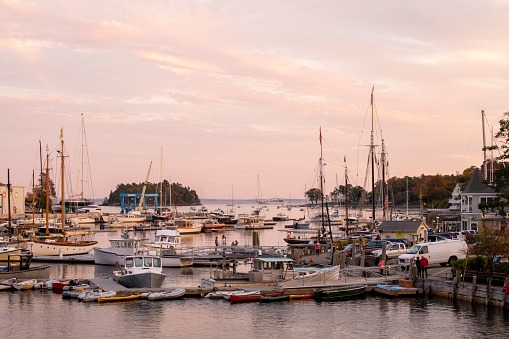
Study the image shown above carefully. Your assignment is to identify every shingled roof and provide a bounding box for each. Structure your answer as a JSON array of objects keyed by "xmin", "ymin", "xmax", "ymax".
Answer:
[
  {"xmin": 462, "ymin": 168, "xmax": 496, "ymax": 194},
  {"xmin": 378, "ymin": 220, "xmax": 426, "ymax": 233}
]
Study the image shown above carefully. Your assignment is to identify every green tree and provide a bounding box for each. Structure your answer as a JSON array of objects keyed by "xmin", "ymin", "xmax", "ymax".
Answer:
[
  {"xmin": 305, "ymin": 188, "xmax": 321, "ymax": 204},
  {"xmin": 470, "ymin": 225, "xmax": 509, "ymax": 272}
]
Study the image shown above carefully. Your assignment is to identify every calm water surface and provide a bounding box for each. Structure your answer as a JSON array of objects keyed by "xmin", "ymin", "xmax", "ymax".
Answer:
[{"xmin": 4, "ymin": 204, "xmax": 508, "ymax": 338}]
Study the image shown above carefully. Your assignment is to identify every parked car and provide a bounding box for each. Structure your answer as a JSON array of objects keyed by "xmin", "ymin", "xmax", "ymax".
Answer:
[
  {"xmin": 371, "ymin": 243, "xmax": 408, "ymax": 262},
  {"xmin": 384, "ymin": 238, "xmax": 411, "ymax": 247},
  {"xmin": 398, "ymin": 240, "xmax": 467, "ymax": 266},
  {"xmin": 364, "ymin": 240, "xmax": 392, "ymax": 255},
  {"xmin": 427, "ymin": 235, "xmax": 447, "ymax": 242},
  {"xmin": 435, "ymin": 232, "xmax": 454, "ymax": 240}
]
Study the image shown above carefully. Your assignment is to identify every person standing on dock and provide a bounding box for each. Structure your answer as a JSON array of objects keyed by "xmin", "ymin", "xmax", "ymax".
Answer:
[
  {"xmin": 315, "ymin": 241, "xmax": 320, "ymax": 255},
  {"xmin": 378, "ymin": 258, "xmax": 385, "ymax": 276},
  {"xmin": 420, "ymin": 257, "xmax": 428, "ymax": 278},
  {"xmin": 222, "ymin": 234, "xmax": 226, "ymax": 245},
  {"xmin": 215, "ymin": 236, "xmax": 219, "ymax": 246}
]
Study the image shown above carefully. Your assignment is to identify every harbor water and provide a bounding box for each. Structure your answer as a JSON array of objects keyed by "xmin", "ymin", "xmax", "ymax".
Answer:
[{"xmin": 3, "ymin": 203, "xmax": 509, "ymax": 338}]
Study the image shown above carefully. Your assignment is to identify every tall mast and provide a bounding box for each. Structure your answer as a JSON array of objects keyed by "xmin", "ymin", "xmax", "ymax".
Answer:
[
  {"xmin": 345, "ymin": 161, "xmax": 349, "ymax": 236},
  {"xmin": 381, "ymin": 138, "xmax": 386, "ymax": 220},
  {"xmin": 45, "ymin": 151, "xmax": 49, "ymax": 235},
  {"xmin": 482, "ymin": 110, "xmax": 487, "ymax": 180},
  {"xmin": 7, "ymin": 169, "xmax": 12, "ymax": 238},
  {"xmin": 319, "ymin": 127, "xmax": 325, "ymax": 237},
  {"xmin": 370, "ymin": 86, "xmax": 376, "ymax": 223},
  {"xmin": 61, "ymin": 132, "xmax": 65, "ymax": 233},
  {"xmin": 160, "ymin": 147, "xmax": 163, "ymax": 210},
  {"xmin": 39, "ymin": 140, "xmax": 44, "ymax": 216},
  {"xmin": 81, "ymin": 115, "xmax": 84, "ymax": 201},
  {"xmin": 32, "ymin": 170, "xmax": 35, "ymax": 226}
]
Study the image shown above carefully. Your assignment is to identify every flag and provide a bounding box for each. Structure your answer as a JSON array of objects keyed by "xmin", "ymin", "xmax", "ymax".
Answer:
[
  {"xmin": 384, "ymin": 194, "xmax": 389, "ymax": 207},
  {"xmin": 319, "ymin": 127, "xmax": 322, "ymax": 146},
  {"xmin": 344, "ymin": 155, "xmax": 346, "ymax": 163},
  {"xmin": 60, "ymin": 127, "xmax": 63, "ymax": 139}
]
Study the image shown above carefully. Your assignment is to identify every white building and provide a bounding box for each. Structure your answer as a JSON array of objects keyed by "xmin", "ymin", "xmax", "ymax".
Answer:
[
  {"xmin": 448, "ymin": 183, "xmax": 461, "ymax": 211},
  {"xmin": 0, "ymin": 184, "xmax": 25, "ymax": 217},
  {"xmin": 459, "ymin": 168, "xmax": 500, "ymax": 231}
]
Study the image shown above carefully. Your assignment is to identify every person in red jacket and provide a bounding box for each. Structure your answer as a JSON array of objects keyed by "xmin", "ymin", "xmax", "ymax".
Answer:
[{"xmin": 420, "ymin": 257, "xmax": 429, "ymax": 278}]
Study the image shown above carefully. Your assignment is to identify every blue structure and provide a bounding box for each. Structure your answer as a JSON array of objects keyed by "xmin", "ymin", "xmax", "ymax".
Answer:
[{"xmin": 120, "ymin": 193, "xmax": 159, "ymax": 213}]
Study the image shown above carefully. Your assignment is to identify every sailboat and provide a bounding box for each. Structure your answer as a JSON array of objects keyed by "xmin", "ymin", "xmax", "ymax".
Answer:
[{"xmin": 27, "ymin": 130, "xmax": 98, "ymax": 256}]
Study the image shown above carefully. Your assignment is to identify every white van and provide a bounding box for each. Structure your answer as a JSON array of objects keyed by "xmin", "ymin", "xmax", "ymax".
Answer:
[{"xmin": 398, "ymin": 240, "xmax": 467, "ymax": 267}]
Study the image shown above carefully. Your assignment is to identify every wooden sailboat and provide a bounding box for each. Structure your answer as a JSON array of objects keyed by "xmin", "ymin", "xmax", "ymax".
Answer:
[{"xmin": 27, "ymin": 131, "xmax": 98, "ymax": 256}]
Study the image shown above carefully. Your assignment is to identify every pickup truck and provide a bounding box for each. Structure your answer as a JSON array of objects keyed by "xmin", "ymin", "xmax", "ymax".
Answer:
[{"xmin": 371, "ymin": 243, "xmax": 408, "ymax": 262}]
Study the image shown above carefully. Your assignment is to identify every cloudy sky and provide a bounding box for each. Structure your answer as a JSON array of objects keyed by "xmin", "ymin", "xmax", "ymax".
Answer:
[{"xmin": 1, "ymin": 0, "xmax": 508, "ymax": 200}]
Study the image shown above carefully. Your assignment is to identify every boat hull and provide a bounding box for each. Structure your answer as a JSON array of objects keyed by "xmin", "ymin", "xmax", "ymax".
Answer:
[
  {"xmin": 95, "ymin": 248, "xmax": 193, "ymax": 267},
  {"xmin": 314, "ymin": 285, "xmax": 367, "ymax": 301},
  {"xmin": 98, "ymin": 294, "xmax": 141, "ymax": 302},
  {"xmin": 0, "ymin": 265, "xmax": 51, "ymax": 280},
  {"xmin": 28, "ymin": 240, "xmax": 98, "ymax": 256},
  {"xmin": 0, "ymin": 248, "xmax": 23, "ymax": 264},
  {"xmin": 147, "ymin": 288, "xmax": 186, "ymax": 300},
  {"xmin": 230, "ymin": 291, "xmax": 282, "ymax": 303},
  {"xmin": 116, "ymin": 272, "xmax": 166, "ymax": 289}
]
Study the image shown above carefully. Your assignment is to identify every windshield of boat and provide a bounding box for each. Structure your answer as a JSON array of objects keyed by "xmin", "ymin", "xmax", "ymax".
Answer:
[
  {"xmin": 153, "ymin": 258, "xmax": 161, "ymax": 267},
  {"xmin": 125, "ymin": 257, "xmax": 134, "ymax": 267},
  {"xmin": 144, "ymin": 257, "xmax": 153, "ymax": 267},
  {"xmin": 135, "ymin": 257, "xmax": 144, "ymax": 267},
  {"xmin": 407, "ymin": 245, "xmax": 421, "ymax": 255}
]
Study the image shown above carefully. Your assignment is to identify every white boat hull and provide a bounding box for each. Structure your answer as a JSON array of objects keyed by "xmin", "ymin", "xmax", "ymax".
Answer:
[
  {"xmin": 116, "ymin": 216, "xmax": 146, "ymax": 223},
  {"xmin": 28, "ymin": 241, "xmax": 98, "ymax": 256},
  {"xmin": 95, "ymin": 248, "xmax": 193, "ymax": 267}
]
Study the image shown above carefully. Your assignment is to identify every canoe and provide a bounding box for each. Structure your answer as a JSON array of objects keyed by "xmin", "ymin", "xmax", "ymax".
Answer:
[
  {"xmin": 147, "ymin": 288, "xmax": 186, "ymax": 301},
  {"xmin": 288, "ymin": 294, "xmax": 315, "ymax": 300},
  {"xmin": 230, "ymin": 291, "xmax": 283, "ymax": 303},
  {"xmin": 98, "ymin": 294, "xmax": 141, "ymax": 303},
  {"xmin": 13, "ymin": 279, "xmax": 37, "ymax": 290},
  {"xmin": 314, "ymin": 285, "xmax": 367, "ymax": 301},
  {"xmin": 260, "ymin": 294, "xmax": 289, "ymax": 303}
]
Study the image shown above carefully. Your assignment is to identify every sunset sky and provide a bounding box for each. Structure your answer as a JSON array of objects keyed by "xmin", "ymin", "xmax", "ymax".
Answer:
[{"xmin": 1, "ymin": 0, "xmax": 508, "ymax": 200}]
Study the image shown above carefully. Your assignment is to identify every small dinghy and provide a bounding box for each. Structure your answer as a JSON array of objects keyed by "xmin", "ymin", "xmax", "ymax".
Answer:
[
  {"xmin": 147, "ymin": 288, "xmax": 186, "ymax": 301},
  {"xmin": 98, "ymin": 294, "xmax": 141, "ymax": 303},
  {"xmin": 204, "ymin": 289, "xmax": 246, "ymax": 299},
  {"xmin": 78, "ymin": 290, "xmax": 117, "ymax": 302},
  {"xmin": 260, "ymin": 294, "xmax": 289, "ymax": 303},
  {"xmin": 13, "ymin": 279, "xmax": 37, "ymax": 290}
]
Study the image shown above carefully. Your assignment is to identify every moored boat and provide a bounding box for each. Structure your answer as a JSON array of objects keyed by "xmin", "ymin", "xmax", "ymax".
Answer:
[
  {"xmin": 78, "ymin": 290, "xmax": 116, "ymax": 302},
  {"xmin": 229, "ymin": 291, "xmax": 283, "ymax": 303},
  {"xmin": 314, "ymin": 285, "xmax": 367, "ymax": 301},
  {"xmin": 147, "ymin": 288, "xmax": 186, "ymax": 301},
  {"xmin": 260, "ymin": 293, "xmax": 289, "ymax": 303},
  {"xmin": 97, "ymin": 294, "xmax": 141, "ymax": 302},
  {"xmin": 113, "ymin": 254, "xmax": 166, "ymax": 289},
  {"xmin": 12, "ymin": 279, "xmax": 37, "ymax": 290}
]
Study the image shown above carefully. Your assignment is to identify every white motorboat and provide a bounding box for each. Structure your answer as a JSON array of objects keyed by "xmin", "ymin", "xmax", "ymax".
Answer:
[
  {"xmin": 78, "ymin": 290, "xmax": 116, "ymax": 302},
  {"xmin": 144, "ymin": 229, "xmax": 193, "ymax": 267},
  {"xmin": 13, "ymin": 279, "xmax": 37, "ymax": 290},
  {"xmin": 94, "ymin": 232, "xmax": 143, "ymax": 266},
  {"xmin": 116, "ymin": 211, "xmax": 146, "ymax": 223},
  {"xmin": 113, "ymin": 254, "xmax": 166, "ymax": 289}
]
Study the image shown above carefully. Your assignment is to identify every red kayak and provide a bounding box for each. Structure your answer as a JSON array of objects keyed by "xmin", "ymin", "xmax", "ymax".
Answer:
[{"xmin": 230, "ymin": 291, "xmax": 283, "ymax": 303}]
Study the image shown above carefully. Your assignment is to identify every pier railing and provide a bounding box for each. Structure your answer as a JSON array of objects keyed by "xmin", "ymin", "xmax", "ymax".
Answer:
[{"xmin": 159, "ymin": 245, "xmax": 289, "ymax": 260}]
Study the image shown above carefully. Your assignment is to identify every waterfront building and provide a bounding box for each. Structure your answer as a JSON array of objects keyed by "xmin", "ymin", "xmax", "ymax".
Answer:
[
  {"xmin": 460, "ymin": 168, "xmax": 500, "ymax": 231},
  {"xmin": 0, "ymin": 184, "xmax": 25, "ymax": 217},
  {"xmin": 378, "ymin": 220, "xmax": 429, "ymax": 244},
  {"xmin": 448, "ymin": 183, "xmax": 461, "ymax": 211}
]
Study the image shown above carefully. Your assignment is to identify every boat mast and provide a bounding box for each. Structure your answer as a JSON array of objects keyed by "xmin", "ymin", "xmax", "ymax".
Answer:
[
  {"xmin": 45, "ymin": 150, "xmax": 49, "ymax": 235},
  {"xmin": 482, "ymin": 110, "xmax": 487, "ymax": 181},
  {"xmin": 319, "ymin": 127, "xmax": 325, "ymax": 237},
  {"xmin": 61, "ymin": 131, "xmax": 65, "ymax": 233},
  {"xmin": 138, "ymin": 161, "xmax": 152, "ymax": 211},
  {"xmin": 81, "ymin": 115, "xmax": 84, "ymax": 203},
  {"xmin": 381, "ymin": 138, "xmax": 386, "ymax": 220},
  {"xmin": 160, "ymin": 147, "xmax": 163, "ymax": 211},
  {"xmin": 7, "ymin": 169, "xmax": 12, "ymax": 238},
  {"xmin": 39, "ymin": 140, "xmax": 44, "ymax": 216},
  {"xmin": 32, "ymin": 170, "xmax": 35, "ymax": 227},
  {"xmin": 345, "ymin": 160, "xmax": 349, "ymax": 237},
  {"xmin": 370, "ymin": 86, "xmax": 376, "ymax": 223}
]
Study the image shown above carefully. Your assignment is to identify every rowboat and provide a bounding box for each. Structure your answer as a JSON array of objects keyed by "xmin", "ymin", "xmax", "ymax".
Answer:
[
  {"xmin": 52, "ymin": 281, "xmax": 71, "ymax": 290},
  {"xmin": 288, "ymin": 293, "xmax": 315, "ymax": 300},
  {"xmin": 204, "ymin": 289, "xmax": 247, "ymax": 299},
  {"xmin": 13, "ymin": 279, "xmax": 37, "ymax": 290},
  {"xmin": 260, "ymin": 294, "xmax": 289, "ymax": 303},
  {"xmin": 147, "ymin": 288, "xmax": 186, "ymax": 301},
  {"xmin": 98, "ymin": 294, "xmax": 141, "ymax": 303},
  {"xmin": 314, "ymin": 285, "xmax": 367, "ymax": 301},
  {"xmin": 229, "ymin": 291, "xmax": 283, "ymax": 303}
]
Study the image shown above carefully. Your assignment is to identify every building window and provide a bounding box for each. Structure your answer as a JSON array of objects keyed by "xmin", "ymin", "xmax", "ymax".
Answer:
[
  {"xmin": 471, "ymin": 222, "xmax": 478, "ymax": 231},
  {"xmin": 462, "ymin": 221, "xmax": 468, "ymax": 231}
]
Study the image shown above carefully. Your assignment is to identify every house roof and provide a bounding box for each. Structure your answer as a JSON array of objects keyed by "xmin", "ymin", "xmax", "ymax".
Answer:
[
  {"xmin": 462, "ymin": 168, "xmax": 495, "ymax": 194},
  {"xmin": 378, "ymin": 220, "xmax": 427, "ymax": 233}
]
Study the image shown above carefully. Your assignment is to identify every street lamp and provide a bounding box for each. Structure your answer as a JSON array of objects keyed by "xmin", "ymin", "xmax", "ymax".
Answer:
[{"xmin": 436, "ymin": 216, "xmax": 439, "ymax": 232}]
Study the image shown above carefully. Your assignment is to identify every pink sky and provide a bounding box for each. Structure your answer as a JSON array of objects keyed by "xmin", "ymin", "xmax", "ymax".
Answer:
[{"xmin": 1, "ymin": 0, "xmax": 508, "ymax": 200}]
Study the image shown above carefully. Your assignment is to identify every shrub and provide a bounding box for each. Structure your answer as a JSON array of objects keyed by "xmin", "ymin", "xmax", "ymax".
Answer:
[{"xmin": 452, "ymin": 256, "xmax": 489, "ymax": 272}]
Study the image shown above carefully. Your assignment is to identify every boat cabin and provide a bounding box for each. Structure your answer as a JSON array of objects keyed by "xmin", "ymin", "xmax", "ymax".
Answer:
[
  {"xmin": 150, "ymin": 229, "xmax": 181, "ymax": 248},
  {"xmin": 249, "ymin": 257, "xmax": 294, "ymax": 282},
  {"xmin": 124, "ymin": 255, "xmax": 162, "ymax": 273}
]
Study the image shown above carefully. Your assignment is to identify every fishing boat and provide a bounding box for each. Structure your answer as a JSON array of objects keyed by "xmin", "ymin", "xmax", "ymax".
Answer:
[
  {"xmin": 174, "ymin": 218, "xmax": 202, "ymax": 234},
  {"xmin": 94, "ymin": 229, "xmax": 143, "ymax": 266},
  {"xmin": 0, "ymin": 238, "xmax": 22, "ymax": 264},
  {"xmin": 147, "ymin": 288, "xmax": 186, "ymax": 301},
  {"xmin": 229, "ymin": 291, "xmax": 283, "ymax": 303},
  {"xmin": 272, "ymin": 213, "xmax": 289, "ymax": 221},
  {"xmin": 201, "ymin": 219, "xmax": 225, "ymax": 231},
  {"xmin": 97, "ymin": 294, "xmax": 141, "ymax": 303},
  {"xmin": 12, "ymin": 279, "xmax": 37, "ymax": 290},
  {"xmin": 113, "ymin": 254, "xmax": 166, "ymax": 289},
  {"xmin": 313, "ymin": 285, "xmax": 367, "ymax": 301},
  {"xmin": 144, "ymin": 229, "xmax": 194, "ymax": 267},
  {"xmin": 78, "ymin": 290, "xmax": 116, "ymax": 302},
  {"xmin": 116, "ymin": 211, "xmax": 146, "ymax": 223}
]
